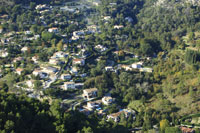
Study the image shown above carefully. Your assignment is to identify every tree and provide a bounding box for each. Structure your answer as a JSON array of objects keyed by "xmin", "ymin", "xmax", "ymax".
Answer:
[
  {"xmin": 81, "ymin": 127, "xmax": 93, "ymax": 133},
  {"xmin": 42, "ymin": 31, "xmax": 55, "ymax": 42},
  {"xmin": 140, "ymin": 39, "xmax": 153, "ymax": 56},
  {"xmin": 165, "ymin": 127, "xmax": 181, "ymax": 133},
  {"xmin": 57, "ymin": 40, "xmax": 63, "ymax": 51},
  {"xmin": 160, "ymin": 119, "xmax": 170, "ymax": 133}
]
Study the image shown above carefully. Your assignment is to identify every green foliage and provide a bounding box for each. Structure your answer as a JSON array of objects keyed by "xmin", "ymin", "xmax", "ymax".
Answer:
[
  {"xmin": 165, "ymin": 127, "xmax": 181, "ymax": 133},
  {"xmin": 185, "ymin": 49, "xmax": 200, "ymax": 64},
  {"xmin": 42, "ymin": 31, "xmax": 55, "ymax": 42},
  {"xmin": 160, "ymin": 119, "xmax": 170, "ymax": 133}
]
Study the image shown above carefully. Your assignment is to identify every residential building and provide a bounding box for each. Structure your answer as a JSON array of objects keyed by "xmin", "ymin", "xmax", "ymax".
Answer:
[
  {"xmin": 180, "ymin": 127, "xmax": 195, "ymax": 133},
  {"xmin": 32, "ymin": 69, "xmax": 47, "ymax": 79},
  {"xmin": 61, "ymin": 74, "xmax": 71, "ymax": 80},
  {"xmin": 139, "ymin": 68, "xmax": 153, "ymax": 73},
  {"xmin": 43, "ymin": 67, "xmax": 58, "ymax": 74},
  {"xmin": 16, "ymin": 68, "xmax": 24, "ymax": 75},
  {"xmin": 102, "ymin": 96, "xmax": 114, "ymax": 105},
  {"xmin": 32, "ymin": 56, "xmax": 39, "ymax": 63},
  {"xmin": 82, "ymin": 88, "xmax": 98, "ymax": 100},
  {"xmin": 131, "ymin": 63, "xmax": 142, "ymax": 69},
  {"xmin": 63, "ymin": 82, "xmax": 75, "ymax": 90},
  {"xmin": 48, "ymin": 27, "xmax": 59, "ymax": 33},
  {"xmin": 0, "ymin": 50, "xmax": 8, "ymax": 57},
  {"xmin": 13, "ymin": 57, "xmax": 24, "ymax": 63},
  {"xmin": 53, "ymin": 51, "xmax": 68, "ymax": 58},
  {"xmin": 107, "ymin": 109, "xmax": 135, "ymax": 122},
  {"xmin": 26, "ymin": 80, "xmax": 35, "ymax": 88},
  {"xmin": 70, "ymin": 67, "xmax": 78, "ymax": 75},
  {"xmin": 73, "ymin": 58, "xmax": 85, "ymax": 66},
  {"xmin": 85, "ymin": 100, "xmax": 102, "ymax": 110},
  {"xmin": 105, "ymin": 66, "xmax": 114, "ymax": 71},
  {"xmin": 121, "ymin": 65, "xmax": 132, "ymax": 71},
  {"xmin": 21, "ymin": 46, "xmax": 28, "ymax": 52},
  {"xmin": 114, "ymin": 25, "xmax": 124, "ymax": 29},
  {"xmin": 49, "ymin": 58, "xmax": 60, "ymax": 65}
]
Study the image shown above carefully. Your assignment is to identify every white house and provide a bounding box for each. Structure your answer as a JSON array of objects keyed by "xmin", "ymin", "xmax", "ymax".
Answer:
[
  {"xmin": 114, "ymin": 25, "xmax": 124, "ymax": 29},
  {"xmin": 131, "ymin": 63, "xmax": 142, "ymax": 69},
  {"xmin": 32, "ymin": 56, "xmax": 39, "ymax": 63},
  {"xmin": 49, "ymin": 58, "xmax": 60, "ymax": 65},
  {"xmin": 70, "ymin": 67, "xmax": 78, "ymax": 75},
  {"xmin": 63, "ymin": 82, "xmax": 75, "ymax": 90},
  {"xmin": 43, "ymin": 67, "xmax": 58, "ymax": 74},
  {"xmin": 82, "ymin": 88, "xmax": 98, "ymax": 100},
  {"xmin": 21, "ymin": 46, "xmax": 28, "ymax": 53},
  {"xmin": 95, "ymin": 45, "xmax": 108, "ymax": 52},
  {"xmin": 33, "ymin": 69, "xmax": 47, "ymax": 79},
  {"xmin": 105, "ymin": 66, "xmax": 114, "ymax": 71},
  {"xmin": 61, "ymin": 74, "xmax": 71, "ymax": 80},
  {"xmin": 86, "ymin": 100, "xmax": 102, "ymax": 110},
  {"xmin": 102, "ymin": 96, "xmax": 114, "ymax": 105},
  {"xmin": 103, "ymin": 16, "xmax": 111, "ymax": 21},
  {"xmin": 26, "ymin": 80, "xmax": 35, "ymax": 88},
  {"xmin": 0, "ymin": 50, "xmax": 8, "ymax": 57},
  {"xmin": 53, "ymin": 51, "xmax": 68, "ymax": 58}
]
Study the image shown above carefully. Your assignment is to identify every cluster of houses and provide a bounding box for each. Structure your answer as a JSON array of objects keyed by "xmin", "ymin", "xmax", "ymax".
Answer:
[{"xmin": 78, "ymin": 88, "xmax": 136, "ymax": 122}]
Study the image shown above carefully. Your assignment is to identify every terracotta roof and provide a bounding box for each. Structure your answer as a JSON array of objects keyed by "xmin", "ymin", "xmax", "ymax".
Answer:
[
  {"xmin": 16, "ymin": 68, "xmax": 23, "ymax": 72},
  {"xmin": 180, "ymin": 127, "xmax": 194, "ymax": 133}
]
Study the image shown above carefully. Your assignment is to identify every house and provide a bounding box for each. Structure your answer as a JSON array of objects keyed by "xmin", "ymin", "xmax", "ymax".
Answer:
[
  {"xmin": 61, "ymin": 74, "xmax": 71, "ymax": 80},
  {"xmin": 0, "ymin": 14, "xmax": 9, "ymax": 19},
  {"xmin": 0, "ymin": 50, "xmax": 8, "ymax": 57},
  {"xmin": 180, "ymin": 127, "xmax": 195, "ymax": 133},
  {"xmin": 48, "ymin": 27, "xmax": 59, "ymax": 33},
  {"xmin": 43, "ymin": 67, "xmax": 58, "ymax": 74},
  {"xmin": 49, "ymin": 58, "xmax": 60, "ymax": 65},
  {"xmin": 26, "ymin": 80, "xmax": 35, "ymax": 88},
  {"xmin": 102, "ymin": 96, "xmax": 114, "ymax": 105},
  {"xmin": 70, "ymin": 67, "xmax": 78, "ymax": 75},
  {"xmin": 34, "ymin": 35, "xmax": 40, "ymax": 40},
  {"xmin": 121, "ymin": 65, "xmax": 132, "ymax": 71},
  {"xmin": 107, "ymin": 111, "xmax": 121, "ymax": 122},
  {"xmin": 16, "ymin": 68, "xmax": 24, "ymax": 75},
  {"xmin": 35, "ymin": 4, "xmax": 47, "ymax": 10},
  {"xmin": 85, "ymin": 100, "xmax": 102, "ymax": 110},
  {"xmin": 75, "ymin": 83, "xmax": 84, "ymax": 89},
  {"xmin": 82, "ymin": 88, "xmax": 98, "ymax": 100},
  {"xmin": 103, "ymin": 16, "xmax": 111, "ymax": 21},
  {"xmin": 13, "ymin": 57, "xmax": 24, "ymax": 63},
  {"xmin": 131, "ymin": 63, "xmax": 142, "ymax": 69},
  {"xmin": 139, "ymin": 68, "xmax": 153, "ymax": 73},
  {"xmin": 33, "ymin": 69, "xmax": 47, "ymax": 79},
  {"xmin": 24, "ymin": 31, "xmax": 32, "ymax": 35},
  {"xmin": 105, "ymin": 66, "xmax": 114, "ymax": 71},
  {"xmin": 114, "ymin": 25, "xmax": 124, "ymax": 29},
  {"xmin": 21, "ymin": 46, "xmax": 28, "ymax": 52},
  {"xmin": 107, "ymin": 109, "xmax": 135, "ymax": 122},
  {"xmin": 95, "ymin": 45, "xmax": 108, "ymax": 52},
  {"xmin": 32, "ymin": 56, "xmax": 39, "ymax": 63},
  {"xmin": 63, "ymin": 82, "xmax": 75, "ymax": 90},
  {"xmin": 53, "ymin": 51, "xmax": 68, "ymax": 58},
  {"xmin": 73, "ymin": 58, "xmax": 85, "ymax": 66}
]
